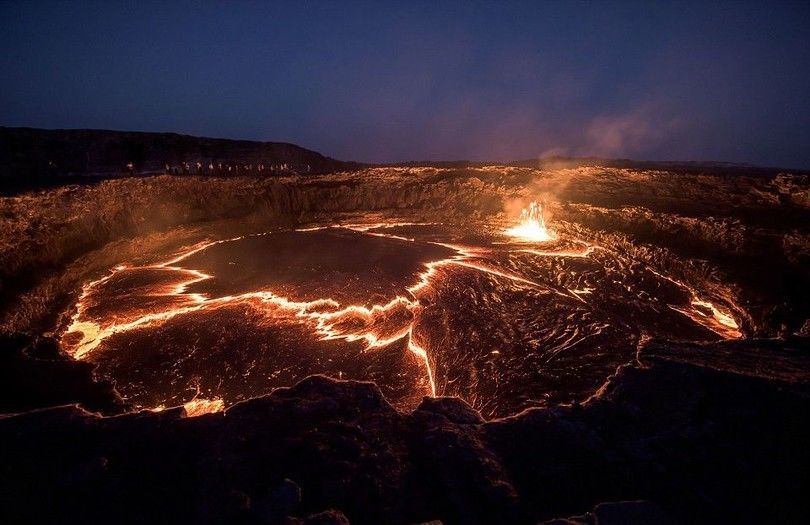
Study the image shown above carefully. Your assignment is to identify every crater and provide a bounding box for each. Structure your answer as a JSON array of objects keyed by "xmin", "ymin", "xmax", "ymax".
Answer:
[{"xmin": 60, "ymin": 221, "xmax": 740, "ymax": 418}]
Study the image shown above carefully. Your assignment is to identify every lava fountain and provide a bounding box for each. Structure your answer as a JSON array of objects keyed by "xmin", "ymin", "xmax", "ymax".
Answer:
[{"xmin": 504, "ymin": 201, "xmax": 557, "ymax": 242}]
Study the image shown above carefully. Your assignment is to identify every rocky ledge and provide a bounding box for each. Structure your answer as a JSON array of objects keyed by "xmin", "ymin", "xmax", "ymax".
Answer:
[{"xmin": 1, "ymin": 337, "xmax": 808, "ymax": 524}]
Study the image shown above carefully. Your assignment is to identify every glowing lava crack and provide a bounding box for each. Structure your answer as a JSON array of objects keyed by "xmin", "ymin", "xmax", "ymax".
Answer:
[
  {"xmin": 60, "ymin": 218, "xmax": 742, "ymax": 418},
  {"xmin": 62, "ymin": 223, "xmax": 547, "ymax": 405}
]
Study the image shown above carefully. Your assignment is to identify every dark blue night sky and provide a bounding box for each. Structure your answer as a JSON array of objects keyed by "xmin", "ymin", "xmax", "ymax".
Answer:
[{"xmin": 2, "ymin": 1, "xmax": 809, "ymax": 167}]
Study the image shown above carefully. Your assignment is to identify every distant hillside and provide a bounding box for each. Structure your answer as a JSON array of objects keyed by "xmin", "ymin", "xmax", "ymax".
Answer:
[{"xmin": 0, "ymin": 127, "xmax": 362, "ymax": 192}]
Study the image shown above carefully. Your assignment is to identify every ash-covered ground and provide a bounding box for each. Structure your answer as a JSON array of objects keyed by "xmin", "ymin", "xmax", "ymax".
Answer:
[{"xmin": 1, "ymin": 165, "xmax": 808, "ymax": 524}]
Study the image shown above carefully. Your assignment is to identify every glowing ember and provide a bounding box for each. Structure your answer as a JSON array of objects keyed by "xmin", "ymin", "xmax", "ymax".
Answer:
[
  {"xmin": 183, "ymin": 397, "xmax": 224, "ymax": 417},
  {"xmin": 504, "ymin": 201, "xmax": 557, "ymax": 242}
]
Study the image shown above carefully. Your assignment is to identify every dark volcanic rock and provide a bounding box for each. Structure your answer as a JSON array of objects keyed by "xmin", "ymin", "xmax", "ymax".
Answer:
[
  {"xmin": 539, "ymin": 500, "xmax": 678, "ymax": 525},
  {"xmin": 408, "ymin": 396, "xmax": 520, "ymax": 524},
  {"xmin": 1, "ymin": 338, "xmax": 807, "ymax": 524},
  {"xmin": 0, "ymin": 333, "xmax": 126, "ymax": 414},
  {"xmin": 416, "ymin": 396, "xmax": 486, "ymax": 424},
  {"xmin": 292, "ymin": 509, "xmax": 352, "ymax": 525}
]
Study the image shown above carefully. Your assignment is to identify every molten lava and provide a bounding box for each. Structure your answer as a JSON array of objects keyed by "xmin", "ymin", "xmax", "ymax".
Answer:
[
  {"xmin": 59, "ymin": 220, "xmax": 743, "ymax": 418},
  {"xmin": 504, "ymin": 201, "xmax": 557, "ymax": 242},
  {"xmin": 182, "ymin": 397, "xmax": 225, "ymax": 417}
]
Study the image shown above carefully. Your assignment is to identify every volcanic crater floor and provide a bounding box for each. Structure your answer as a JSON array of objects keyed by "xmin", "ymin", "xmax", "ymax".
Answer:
[{"xmin": 60, "ymin": 221, "xmax": 741, "ymax": 418}]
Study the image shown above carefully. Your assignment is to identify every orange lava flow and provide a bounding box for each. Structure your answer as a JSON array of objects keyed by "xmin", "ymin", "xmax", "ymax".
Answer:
[
  {"xmin": 61, "ymin": 219, "xmax": 742, "ymax": 414},
  {"xmin": 646, "ymin": 268, "xmax": 742, "ymax": 339},
  {"xmin": 61, "ymin": 223, "xmax": 553, "ymax": 402},
  {"xmin": 150, "ymin": 384, "xmax": 225, "ymax": 416},
  {"xmin": 182, "ymin": 397, "xmax": 225, "ymax": 416}
]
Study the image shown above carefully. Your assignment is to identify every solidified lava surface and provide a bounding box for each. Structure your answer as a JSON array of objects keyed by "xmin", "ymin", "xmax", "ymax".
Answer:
[{"xmin": 59, "ymin": 220, "xmax": 740, "ymax": 418}]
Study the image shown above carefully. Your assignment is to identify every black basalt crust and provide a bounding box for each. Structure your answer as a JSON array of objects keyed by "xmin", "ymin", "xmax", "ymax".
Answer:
[
  {"xmin": 0, "ymin": 333, "xmax": 127, "ymax": 415},
  {"xmin": 1, "ymin": 338, "xmax": 807, "ymax": 524}
]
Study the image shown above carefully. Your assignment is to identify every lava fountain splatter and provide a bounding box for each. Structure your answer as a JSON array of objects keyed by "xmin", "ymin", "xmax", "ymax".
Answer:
[{"xmin": 504, "ymin": 201, "xmax": 557, "ymax": 242}]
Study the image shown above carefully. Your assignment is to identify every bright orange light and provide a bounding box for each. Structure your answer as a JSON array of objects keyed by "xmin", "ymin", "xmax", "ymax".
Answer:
[
  {"xmin": 504, "ymin": 201, "xmax": 556, "ymax": 242},
  {"xmin": 183, "ymin": 397, "xmax": 224, "ymax": 417}
]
